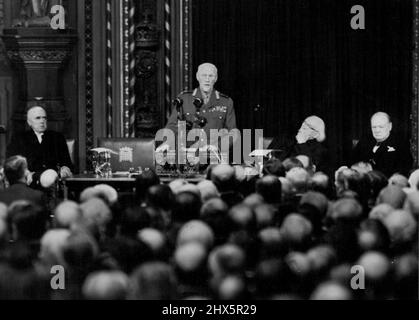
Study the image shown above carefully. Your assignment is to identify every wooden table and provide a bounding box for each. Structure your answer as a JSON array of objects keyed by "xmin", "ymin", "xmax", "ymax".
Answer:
[{"xmin": 62, "ymin": 173, "xmax": 205, "ymax": 200}]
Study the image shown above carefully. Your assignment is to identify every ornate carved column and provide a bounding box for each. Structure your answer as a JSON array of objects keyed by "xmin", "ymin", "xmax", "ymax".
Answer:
[
  {"xmin": 413, "ymin": 0, "xmax": 419, "ymax": 167},
  {"xmin": 134, "ymin": 10, "xmax": 161, "ymax": 137},
  {"xmin": 1, "ymin": 27, "xmax": 77, "ymax": 133}
]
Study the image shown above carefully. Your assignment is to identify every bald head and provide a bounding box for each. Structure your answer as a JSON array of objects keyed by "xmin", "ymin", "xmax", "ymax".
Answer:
[
  {"xmin": 27, "ymin": 106, "xmax": 47, "ymax": 134},
  {"xmin": 54, "ymin": 200, "xmax": 82, "ymax": 229},
  {"xmin": 83, "ymin": 271, "xmax": 129, "ymax": 300},
  {"xmin": 371, "ymin": 112, "xmax": 392, "ymax": 143}
]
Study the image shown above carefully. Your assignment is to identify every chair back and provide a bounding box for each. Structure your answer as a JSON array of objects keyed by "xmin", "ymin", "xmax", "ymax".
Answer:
[{"xmin": 97, "ymin": 138, "xmax": 156, "ymax": 172}]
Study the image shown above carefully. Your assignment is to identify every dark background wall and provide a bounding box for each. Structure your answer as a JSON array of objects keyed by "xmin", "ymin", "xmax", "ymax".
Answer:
[{"xmin": 192, "ymin": 0, "xmax": 413, "ymax": 170}]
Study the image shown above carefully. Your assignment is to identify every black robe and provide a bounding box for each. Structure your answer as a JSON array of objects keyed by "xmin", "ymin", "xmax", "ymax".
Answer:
[
  {"xmin": 268, "ymin": 136, "xmax": 329, "ymax": 173},
  {"xmin": 6, "ymin": 130, "xmax": 73, "ymax": 175}
]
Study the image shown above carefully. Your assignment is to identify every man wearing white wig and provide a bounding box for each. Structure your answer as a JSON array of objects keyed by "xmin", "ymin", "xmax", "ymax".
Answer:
[{"xmin": 268, "ymin": 116, "xmax": 328, "ymax": 173}]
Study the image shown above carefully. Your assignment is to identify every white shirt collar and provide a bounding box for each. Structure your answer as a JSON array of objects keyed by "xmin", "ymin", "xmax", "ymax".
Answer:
[{"xmin": 34, "ymin": 131, "xmax": 44, "ymax": 143}]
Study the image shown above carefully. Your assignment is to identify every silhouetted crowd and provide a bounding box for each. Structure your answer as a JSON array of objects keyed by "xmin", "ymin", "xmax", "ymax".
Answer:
[{"xmin": 0, "ymin": 157, "xmax": 418, "ymax": 300}]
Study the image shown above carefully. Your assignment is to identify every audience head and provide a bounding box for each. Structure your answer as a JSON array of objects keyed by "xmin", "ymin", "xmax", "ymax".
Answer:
[
  {"xmin": 173, "ymin": 191, "xmax": 202, "ymax": 223},
  {"xmin": 145, "ymin": 184, "xmax": 175, "ymax": 211},
  {"xmin": 39, "ymin": 229, "xmax": 71, "ymax": 266},
  {"xmin": 228, "ymin": 204, "xmax": 256, "ymax": 232},
  {"xmin": 255, "ymin": 175, "xmax": 282, "ymax": 204},
  {"xmin": 62, "ymin": 230, "xmax": 99, "ymax": 274},
  {"xmin": 299, "ymin": 191, "xmax": 329, "ymax": 235},
  {"xmin": 310, "ymin": 172, "xmax": 330, "ymax": 195},
  {"xmin": 254, "ymin": 204, "xmax": 277, "ymax": 230},
  {"xmin": 286, "ymin": 167, "xmax": 309, "ymax": 193},
  {"xmin": 3, "ymin": 156, "xmax": 29, "ymax": 185},
  {"xmin": 7, "ymin": 200, "xmax": 48, "ymax": 241},
  {"xmin": 329, "ymin": 198, "xmax": 363, "ymax": 225},
  {"xmin": 210, "ymin": 164, "xmax": 236, "ymax": 193},
  {"xmin": 79, "ymin": 197, "xmax": 112, "ymax": 235},
  {"xmin": 382, "ymin": 210, "xmax": 417, "ymax": 249},
  {"xmin": 393, "ymin": 253, "xmax": 419, "ymax": 299},
  {"xmin": 366, "ymin": 170, "xmax": 389, "ymax": 200},
  {"xmin": 376, "ymin": 185, "xmax": 406, "ymax": 209},
  {"xmin": 176, "ymin": 220, "xmax": 214, "ymax": 250},
  {"xmin": 403, "ymin": 191, "xmax": 419, "ymax": 220},
  {"xmin": 138, "ymin": 228, "xmax": 167, "ymax": 260},
  {"xmin": 310, "ymin": 281, "xmax": 352, "ymax": 300},
  {"xmin": 128, "ymin": 262, "xmax": 178, "ymax": 300},
  {"xmin": 217, "ymin": 275, "xmax": 248, "ymax": 300},
  {"xmin": 407, "ymin": 169, "xmax": 419, "ymax": 191},
  {"xmin": 53, "ymin": 200, "xmax": 82, "ymax": 229},
  {"xmin": 200, "ymin": 198, "xmax": 231, "ymax": 244},
  {"xmin": 82, "ymin": 271, "xmax": 129, "ymax": 300},
  {"xmin": 92, "ymin": 184, "xmax": 118, "ymax": 206},
  {"xmin": 208, "ymin": 244, "xmax": 246, "ymax": 280},
  {"xmin": 351, "ymin": 162, "xmax": 373, "ymax": 175},
  {"xmin": 197, "ymin": 180, "xmax": 219, "ymax": 202},
  {"xmin": 279, "ymin": 214, "xmax": 313, "ymax": 251},
  {"xmin": 174, "ymin": 242, "xmax": 208, "ymax": 284},
  {"xmin": 282, "ymin": 157, "xmax": 304, "ymax": 172},
  {"xmin": 357, "ymin": 219, "xmax": 390, "ymax": 253},
  {"xmin": 389, "ymin": 173, "xmax": 409, "ymax": 189},
  {"xmin": 262, "ymin": 158, "xmax": 285, "ymax": 177},
  {"xmin": 168, "ymin": 179, "xmax": 188, "ymax": 194},
  {"xmin": 357, "ymin": 251, "xmax": 391, "ymax": 298},
  {"xmin": 135, "ymin": 169, "xmax": 160, "ymax": 202}
]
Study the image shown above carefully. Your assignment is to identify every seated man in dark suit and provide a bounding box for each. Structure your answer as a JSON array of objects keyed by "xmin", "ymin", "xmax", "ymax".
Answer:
[
  {"xmin": 351, "ymin": 112, "xmax": 413, "ymax": 177},
  {"xmin": 0, "ymin": 156, "xmax": 44, "ymax": 207},
  {"xmin": 6, "ymin": 106, "xmax": 73, "ymax": 188},
  {"xmin": 268, "ymin": 116, "xmax": 329, "ymax": 174}
]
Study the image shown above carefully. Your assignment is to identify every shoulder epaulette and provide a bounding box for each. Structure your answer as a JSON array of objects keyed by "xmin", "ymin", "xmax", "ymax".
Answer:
[
  {"xmin": 179, "ymin": 90, "xmax": 193, "ymax": 95},
  {"xmin": 219, "ymin": 92, "xmax": 230, "ymax": 99}
]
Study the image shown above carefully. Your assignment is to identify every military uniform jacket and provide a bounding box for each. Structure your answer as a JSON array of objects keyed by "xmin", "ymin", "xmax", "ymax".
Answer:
[
  {"xmin": 165, "ymin": 88, "xmax": 237, "ymax": 145},
  {"xmin": 6, "ymin": 130, "xmax": 74, "ymax": 174}
]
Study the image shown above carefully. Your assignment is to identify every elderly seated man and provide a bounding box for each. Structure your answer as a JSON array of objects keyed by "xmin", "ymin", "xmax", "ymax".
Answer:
[{"xmin": 269, "ymin": 116, "xmax": 328, "ymax": 174}]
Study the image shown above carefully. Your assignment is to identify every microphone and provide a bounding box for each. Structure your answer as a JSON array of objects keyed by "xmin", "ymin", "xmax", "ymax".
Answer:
[
  {"xmin": 172, "ymin": 98, "xmax": 183, "ymax": 112},
  {"xmin": 193, "ymin": 98, "xmax": 204, "ymax": 110}
]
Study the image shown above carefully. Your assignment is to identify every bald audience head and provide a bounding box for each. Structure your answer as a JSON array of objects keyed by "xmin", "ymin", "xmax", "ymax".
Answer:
[
  {"xmin": 138, "ymin": 228, "xmax": 167, "ymax": 258},
  {"xmin": 376, "ymin": 185, "xmax": 406, "ymax": 209},
  {"xmin": 210, "ymin": 164, "xmax": 236, "ymax": 192},
  {"xmin": 197, "ymin": 180, "xmax": 219, "ymax": 202},
  {"xmin": 176, "ymin": 220, "xmax": 214, "ymax": 250},
  {"xmin": 83, "ymin": 271, "xmax": 129, "ymax": 300},
  {"xmin": 54, "ymin": 200, "xmax": 82, "ymax": 229},
  {"xmin": 310, "ymin": 281, "xmax": 353, "ymax": 300},
  {"xmin": 39, "ymin": 229, "xmax": 71, "ymax": 266},
  {"xmin": 174, "ymin": 242, "xmax": 207, "ymax": 274}
]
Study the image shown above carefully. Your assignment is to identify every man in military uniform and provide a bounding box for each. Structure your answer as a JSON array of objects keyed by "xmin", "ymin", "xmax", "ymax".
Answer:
[{"xmin": 158, "ymin": 63, "xmax": 237, "ymax": 155}]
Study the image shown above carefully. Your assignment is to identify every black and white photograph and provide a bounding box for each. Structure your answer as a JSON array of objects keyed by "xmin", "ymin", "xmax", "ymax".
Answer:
[{"xmin": 0, "ymin": 0, "xmax": 418, "ymax": 307}]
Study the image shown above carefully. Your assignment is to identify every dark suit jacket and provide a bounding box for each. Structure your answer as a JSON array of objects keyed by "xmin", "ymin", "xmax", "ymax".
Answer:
[
  {"xmin": 6, "ymin": 130, "xmax": 73, "ymax": 174},
  {"xmin": 351, "ymin": 133, "xmax": 413, "ymax": 177},
  {"xmin": 269, "ymin": 136, "xmax": 329, "ymax": 173},
  {"xmin": 0, "ymin": 183, "xmax": 44, "ymax": 207}
]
